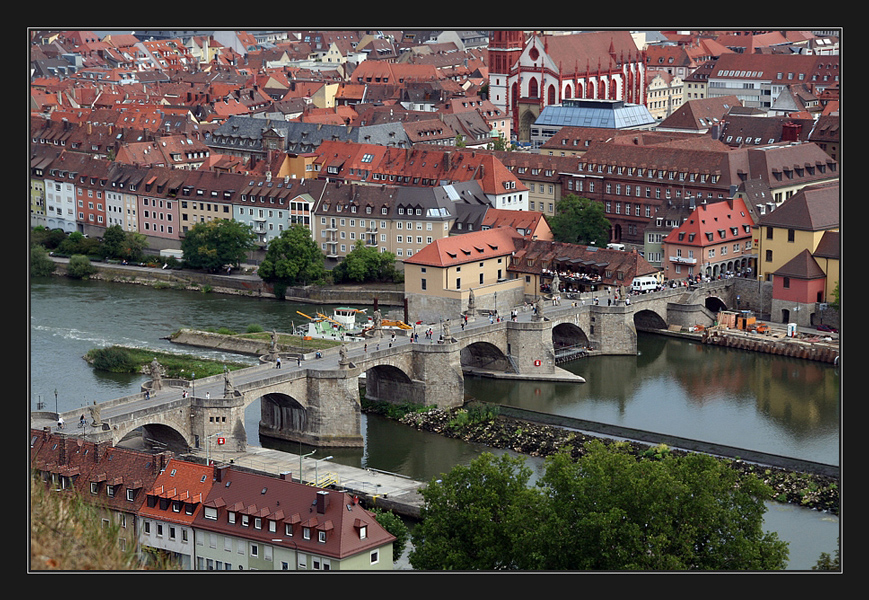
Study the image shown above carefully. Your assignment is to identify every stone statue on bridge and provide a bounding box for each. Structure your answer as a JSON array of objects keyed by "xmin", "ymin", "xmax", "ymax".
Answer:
[
  {"xmin": 442, "ymin": 319, "xmax": 452, "ymax": 342},
  {"xmin": 270, "ymin": 330, "xmax": 279, "ymax": 358},
  {"xmin": 534, "ymin": 296, "xmax": 545, "ymax": 321},
  {"xmin": 89, "ymin": 401, "xmax": 101, "ymax": 427},
  {"xmin": 467, "ymin": 288, "xmax": 475, "ymax": 314},
  {"xmin": 149, "ymin": 357, "xmax": 163, "ymax": 390},
  {"xmin": 373, "ymin": 310, "xmax": 383, "ymax": 338},
  {"xmin": 551, "ymin": 273, "xmax": 560, "ymax": 295},
  {"xmin": 339, "ymin": 344, "xmax": 349, "ymax": 368},
  {"xmin": 223, "ymin": 365, "xmax": 235, "ymax": 397}
]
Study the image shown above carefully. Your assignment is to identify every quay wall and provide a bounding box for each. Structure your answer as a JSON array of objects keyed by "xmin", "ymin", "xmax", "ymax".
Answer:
[
  {"xmin": 49, "ymin": 258, "xmax": 404, "ymax": 306},
  {"xmin": 700, "ymin": 328, "xmax": 840, "ymax": 364},
  {"xmin": 497, "ymin": 405, "xmax": 839, "ymax": 479}
]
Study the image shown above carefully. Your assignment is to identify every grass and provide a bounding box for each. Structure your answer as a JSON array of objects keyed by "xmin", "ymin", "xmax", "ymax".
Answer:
[
  {"xmin": 30, "ymin": 477, "xmax": 179, "ymax": 571},
  {"xmin": 85, "ymin": 346, "xmax": 249, "ymax": 379}
]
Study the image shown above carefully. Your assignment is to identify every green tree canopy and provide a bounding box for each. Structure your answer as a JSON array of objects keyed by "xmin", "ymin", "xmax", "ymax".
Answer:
[
  {"xmin": 409, "ymin": 442, "xmax": 789, "ymax": 571},
  {"xmin": 30, "ymin": 244, "xmax": 56, "ymax": 277},
  {"xmin": 409, "ymin": 453, "xmax": 539, "ymax": 570},
  {"xmin": 100, "ymin": 224, "xmax": 147, "ymax": 262},
  {"xmin": 547, "ymin": 194, "xmax": 611, "ymax": 247},
  {"xmin": 180, "ymin": 219, "xmax": 256, "ymax": 272},
  {"xmin": 332, "ymin": 240, "xmax": 399, "ymax": 284},
  {"xmin": 257, "ymin": 224, "xmax": 325, "ymax": 293},
  {"xmin": 57, "ymin": 231, "xmax": 101, "ymax": 257}
]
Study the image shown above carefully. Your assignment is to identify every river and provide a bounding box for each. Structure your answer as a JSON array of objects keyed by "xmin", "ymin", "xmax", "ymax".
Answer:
[{"xmin": 29, "ymin": 275, "xmax": 840, "ymax": 570}]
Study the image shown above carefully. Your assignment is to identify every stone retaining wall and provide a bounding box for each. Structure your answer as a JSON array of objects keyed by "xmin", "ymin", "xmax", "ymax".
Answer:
[{"xmin": 701, "ymin": 329, "xmax": 840, "ymax": 364}]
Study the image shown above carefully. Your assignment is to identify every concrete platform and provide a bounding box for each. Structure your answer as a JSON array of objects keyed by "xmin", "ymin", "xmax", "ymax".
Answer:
[{"xmin": 204, "ymin": 445, "xmax": 427, "ymax": 519}]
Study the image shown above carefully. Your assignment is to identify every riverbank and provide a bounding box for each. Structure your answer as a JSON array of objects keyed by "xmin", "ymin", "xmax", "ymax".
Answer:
[
  {"xmin": 47, "ymin": 256, "xmax": 405, "ymax": 306},
  {"xmin": 395, "ymin": 405, "xmax": 840, "ymax": 515},
  {"xmin": 640, "ymin": 322, "xmax": 839, "ymax": 365}
]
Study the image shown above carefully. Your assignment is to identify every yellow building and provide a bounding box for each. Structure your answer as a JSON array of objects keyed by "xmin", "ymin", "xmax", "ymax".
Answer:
[
  {"xmin": 754, "ymin": 180, "xmax": 839, "ymax": 304},
  {"xmin": 403, "ymin": 228, "xmax": 524, "ymax": 323}
]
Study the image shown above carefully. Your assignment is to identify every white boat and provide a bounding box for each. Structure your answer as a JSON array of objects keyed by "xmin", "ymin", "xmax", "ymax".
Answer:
[{"xmin": 295, "ymin": 308, "xmax": 369, "ymax": 341}]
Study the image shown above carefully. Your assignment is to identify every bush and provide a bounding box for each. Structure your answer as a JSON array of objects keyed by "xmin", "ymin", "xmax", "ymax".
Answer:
[
  {"xmin": 88, "ymin": 347, "xmax": 137, "ymax": 373},
  {"xmin": 67, "ymin": 254, "xmax": 97, "ymax": 279},
  {"xmin": 246, "ymin": 324, "xmax": 265, "ymax": 334},
  {"xmin": 30, "ymin": 245, "xmax": 56, "ymax": 277}
]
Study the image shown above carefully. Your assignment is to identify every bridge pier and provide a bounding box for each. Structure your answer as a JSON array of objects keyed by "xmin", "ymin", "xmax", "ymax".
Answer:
[
  {"xmin": 506, "ymin": 319, "xmax": 557, "ymax": 373},
  {"xmin": 258, "ymin": 369, "xmax": 363, "ymax": 448},
  {"xmin": 593, "ymin": 304, "xmax": 638, "ymax": 355}
]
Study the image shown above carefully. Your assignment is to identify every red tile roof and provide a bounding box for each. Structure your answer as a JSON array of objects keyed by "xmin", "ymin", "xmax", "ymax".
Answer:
[
  {"xmin": 404, "ymin": 227, "xmax": 521, "ymax": 268},
  {"xmin": 196, "ymin": 466, "xmax": 395, "ymax": 560}
]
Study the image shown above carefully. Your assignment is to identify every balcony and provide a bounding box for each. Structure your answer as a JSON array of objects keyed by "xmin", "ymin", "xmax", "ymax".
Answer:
[{"xmin": 669, "ymin": 255, "xmax": 697, "ymax": 264}]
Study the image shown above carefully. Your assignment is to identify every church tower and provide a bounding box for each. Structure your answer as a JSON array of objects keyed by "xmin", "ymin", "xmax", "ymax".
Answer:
[{"xmin": 487, "ymin": 31, "xmax": 526, "ymax": 121}]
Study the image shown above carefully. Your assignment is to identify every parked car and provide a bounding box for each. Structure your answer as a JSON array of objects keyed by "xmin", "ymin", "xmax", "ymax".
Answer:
[{"xmin": 817, "ymin": 324, "xmax": 838, "ymax": 333}]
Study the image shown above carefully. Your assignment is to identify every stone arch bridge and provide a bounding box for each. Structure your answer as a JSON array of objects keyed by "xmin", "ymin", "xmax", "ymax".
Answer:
[{"xmin": 47, "ymin": 281, "xmax": 736, "ymax": 453}]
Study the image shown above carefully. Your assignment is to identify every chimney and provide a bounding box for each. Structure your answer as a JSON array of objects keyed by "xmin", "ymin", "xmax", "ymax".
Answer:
[
  {"xmin": 782, "ymin": 121, "xmax": 801, "ymax": 143},
  {"xmin": 214, "ymin": 464, "xmax": 230, "ymax": 482},
  {"xmin": 94, "ymin": 440, "xmax": 111, "ymax": 463},
  {"xmin": 316, "ymin": 490, "xmax": 330, "ymax": 514},
  {"xmin": 58, "ymin": 437, "xmax": 68, "ymax": 466}
]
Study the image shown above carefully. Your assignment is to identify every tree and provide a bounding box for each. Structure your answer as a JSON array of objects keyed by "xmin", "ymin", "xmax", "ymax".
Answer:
[
  {"xmin": 58, "ymin": 231, "xmax": 101, "ymax": 257},
  {"xmin": 409, "ymin": 442, "xmax": 789, "ymax": 571},
  {"xmin": 180, "ymin": 219, "xmax": 256, "ymax": 272},
  {"xmin": 547, "ymin": 193, "xmax": 611, "ymax": 247},
  {"xmin": 332, "ymin": 240, "xmax": 399, "ymax": 284},
  {"xmin": 409, "ymin": 453, "xmax": 539, "ymax": 570},
  {"xmin": 66, "ymin": 254, "xmax": 97, "ymax": 279},
  {"xmin": 813, "ymin": 537, "xmax": 840, "ymax": 571},
  {"xmin": 257, "ymin": 224, "xmax": 325, "ymax": 296},
  {"xmin": 100, "ymin": 225, "xmax": 147, "ymax": 262},
  {"xmin": 531, "ymin": 442, "xmax": 788, "ymax": 570},
  {"xmin": 371, "ymin": 508, "xmax": 410, "ymax": 563},
  {"xmin": 30, "ymin": 245, "xmax": 56, "ymax": 277}
]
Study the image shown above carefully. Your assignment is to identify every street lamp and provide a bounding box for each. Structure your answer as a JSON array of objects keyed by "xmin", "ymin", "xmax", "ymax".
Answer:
[
  {"xmin": 191, "ymin": 372, "xmax": 195, "ymax": 398},
  {"xmin": 205, "ymin": 431, "xmax": 223, "ymax": 465},
  {"xmin": 300, "ymin": 448, "xmax": 316, "ymax": 484},
  {"xmin": 314, "ymin": 456, "xmax": 333, "ymax": 487}
]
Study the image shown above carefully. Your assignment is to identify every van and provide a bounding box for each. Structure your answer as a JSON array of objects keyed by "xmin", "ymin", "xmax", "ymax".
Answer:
[
  {"xmin": 606, "ymin": 243, "xmax": 626, "ymax": 251},
  {"xmin": 631, "ymin": 276, "xmax": 658, "ymax": 293}
]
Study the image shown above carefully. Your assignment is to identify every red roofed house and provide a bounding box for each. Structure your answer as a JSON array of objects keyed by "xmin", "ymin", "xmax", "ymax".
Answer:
[
  {"xmin": 30, "ymin": 428, "xmax": 172, "ymax": 558},
  {"xmin": 756, "ymin": 181, "xmax": 839, "ymax": 327},
  {"xmin": 661, "ymin": 196, "xmax": 756, "ymax": 281},
  {"xmin": 138, "ymin": 458, "xmax": 215, "ymax": 569},
  {"xmin": 403, "ymin": 227, "xmax": 524, "ymax": 322},
  {"xmin": 481, "ymin": 207, "xmax": 553, "ymax": 241},
  {"xmin": 312, "ymin": 140, "xmax": 528, "ymax": 210},
  {"xmin": 194, "ymin": 465, "xmax": 396, "ymax": 571}
]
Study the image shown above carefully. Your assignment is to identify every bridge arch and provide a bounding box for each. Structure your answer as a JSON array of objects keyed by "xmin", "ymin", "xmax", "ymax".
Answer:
[
  {"xmin": 552, "ymin": 322, "xmax": 589, "ymax": 348},
  {"xmin": 118, "ymin": 422, "xmax": 192, "ymax": 454},
  {"xmin": 260, "ymin": 392, "xmax": 308, "ymax": 438},
  {"xmin": 633, "ymin": 308, "xmax": 668, "ymax": 330},
  {"xmin": 461, "ymin": 341, "xmax": 513, "ymax": 372},
  {"xmin": 704, "ymin": 296, "xmax": 727, "ymax": 313},
  {"xmin": 363, "ymin": 364, "xmax": 416, "ymax": 404}
]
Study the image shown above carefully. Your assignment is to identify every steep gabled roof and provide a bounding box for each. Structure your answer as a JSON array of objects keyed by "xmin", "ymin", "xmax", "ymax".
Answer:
[
  {"xmin": 757, "ymin": 180, "xmax": 839, "ymax": 230},
  {"xmin": 774, "ymin": 249, "xmax": 826, "ymax": 279},
  {"xmin": 404, "ymin": 227, "xmax": 520, "ymax": 268},
  {"xmin": 196, "ymin": 467, "xmax": 395, "ymax": 560},
  {"xmin": 663, "ymin": 197, "xmax": 755, "ymax": 247}
]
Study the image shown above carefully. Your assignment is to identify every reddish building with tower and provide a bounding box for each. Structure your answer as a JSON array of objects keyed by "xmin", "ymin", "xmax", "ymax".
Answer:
[{"xmin": 488, "ymin": 31, "xmax": 647, "ymax": 142}]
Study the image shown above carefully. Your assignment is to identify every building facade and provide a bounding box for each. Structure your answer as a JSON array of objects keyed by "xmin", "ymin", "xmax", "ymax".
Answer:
[
  {"xmin": 661, "ymin": 196, "xmax": 757, "ymax": 281},
  {"xmin": 488, "ymin": 30, "xmax": 646, "ymax": 142}
]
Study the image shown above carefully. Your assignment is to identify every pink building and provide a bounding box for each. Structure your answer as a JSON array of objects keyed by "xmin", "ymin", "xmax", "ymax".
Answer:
[{"xmin": 661, "ymin": 196, "xmax": 756, "ymax": 281}]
